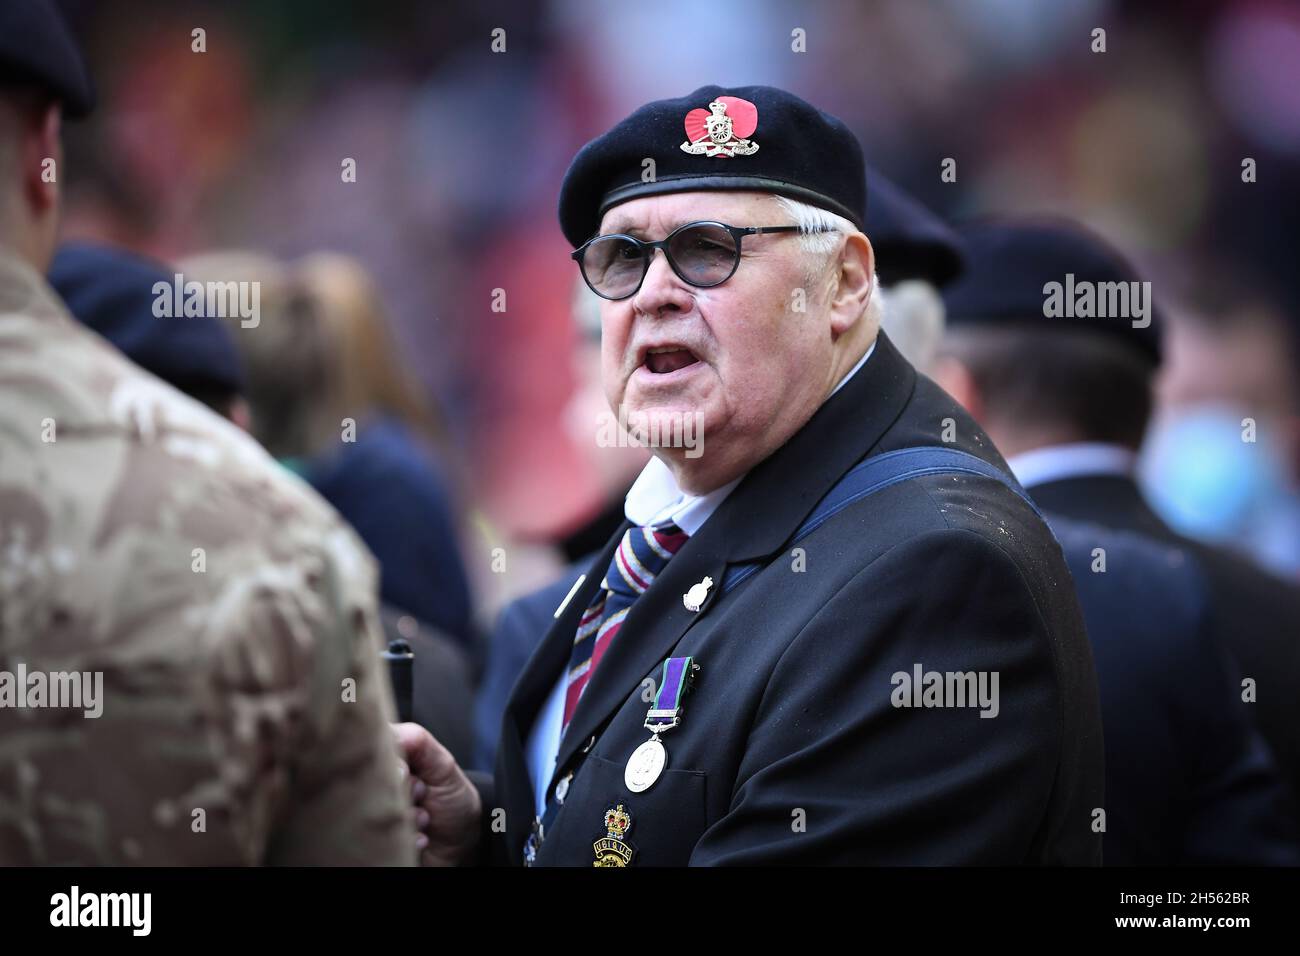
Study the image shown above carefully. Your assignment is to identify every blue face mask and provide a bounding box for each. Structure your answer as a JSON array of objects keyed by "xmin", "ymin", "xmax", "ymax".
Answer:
[{"xmin": 1138, "ymin": 403, "xmax": 1298, "ymax": 570}]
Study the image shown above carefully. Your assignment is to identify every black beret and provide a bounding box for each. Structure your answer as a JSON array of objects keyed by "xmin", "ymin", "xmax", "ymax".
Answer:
[
  {"xmin": 865, "ymin": 167, "xmax": 964, "ymax": 287},
  {"xmin": 559, "ymin": 85, "xmax": 866, "ymax": 247},
  {"xmin": 942, "ymin": 218, "xmax": 1162, "ymax": 365},
  {"xmin": 0, "ymin": 0, "xmax": 94, "ymax": 117},
  {"xmin": 49, "ymin": 242, "xmax": 246, "ymax": 399}
]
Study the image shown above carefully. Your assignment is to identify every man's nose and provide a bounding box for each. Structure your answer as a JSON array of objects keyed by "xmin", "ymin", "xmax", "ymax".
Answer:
[{"xmin": 632, "ymin": 247, "xmax": 694, "ymax": 318}]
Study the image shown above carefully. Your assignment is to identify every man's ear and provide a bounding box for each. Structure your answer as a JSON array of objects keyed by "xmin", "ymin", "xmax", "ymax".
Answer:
[
  {"xmin": 829, "ymin": 232, "xmax": 874, "ymax": 338},
  {"xmin": 22, "ymin": 101, "xmax": 62, "ymax": 215},
  {"xmin": 930, "ymin": 354, "xmax": 985, "ymax": 422}
]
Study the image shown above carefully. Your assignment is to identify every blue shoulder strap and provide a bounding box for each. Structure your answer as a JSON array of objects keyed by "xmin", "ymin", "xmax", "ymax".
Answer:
[{"xmin": 721, "ymin": 446, "xmax": 1041, "ymax": 596}]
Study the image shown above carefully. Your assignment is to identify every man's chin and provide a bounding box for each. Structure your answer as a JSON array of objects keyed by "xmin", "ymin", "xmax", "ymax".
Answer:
[{"xmin": 615, "ymin": 400, "xmax": 710, "ymax": 457}]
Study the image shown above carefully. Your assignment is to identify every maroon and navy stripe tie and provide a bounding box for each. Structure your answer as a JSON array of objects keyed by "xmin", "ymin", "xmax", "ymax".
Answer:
[{"xmin": 562, "ymin": 521, "xmax": 689, "ymax": 732}]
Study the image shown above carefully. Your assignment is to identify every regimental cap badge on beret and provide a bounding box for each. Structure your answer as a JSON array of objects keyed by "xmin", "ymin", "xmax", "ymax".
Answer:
[
  {"xmin": 557, "ymin": 85, "xmax": 868, "ymax": 247},
  {"xmin": 680, "ymin": 96, "xmax": 759, "ymax": 158}
]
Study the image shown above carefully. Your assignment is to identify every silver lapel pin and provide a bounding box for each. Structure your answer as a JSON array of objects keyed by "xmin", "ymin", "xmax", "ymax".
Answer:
[{"xmin": 683, "ymin": 576, "xmax": 713, "ymax": 613}]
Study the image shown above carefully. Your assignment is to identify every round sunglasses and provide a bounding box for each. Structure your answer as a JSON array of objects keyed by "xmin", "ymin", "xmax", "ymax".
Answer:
[{"xmin": 571, "ymin": 220, "xmax": 833, "ymax": 301}]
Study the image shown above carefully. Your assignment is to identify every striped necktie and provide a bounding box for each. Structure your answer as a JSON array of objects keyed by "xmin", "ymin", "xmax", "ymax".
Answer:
[{"xmin": 562, "ymin": 521, "xmax": 689, "ymax": 731}]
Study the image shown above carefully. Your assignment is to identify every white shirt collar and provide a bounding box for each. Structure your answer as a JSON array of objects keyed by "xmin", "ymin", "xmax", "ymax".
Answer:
[
  {"xmin": 1006, "ymin": 441, "xmax": 1137, "ymax": 490},
  {"xmin": 624, "ymin": 337, "xmax": 878, "ymax": 534},
  {"xmin": 830, "ymin": 336, "xmax": 875, "ymax": 399}
]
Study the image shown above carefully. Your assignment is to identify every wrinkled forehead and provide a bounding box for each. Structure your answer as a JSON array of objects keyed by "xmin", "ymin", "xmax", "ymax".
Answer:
[{"xmin": 598, "ymin": 190, "xmax": 783, "ymax": 237}]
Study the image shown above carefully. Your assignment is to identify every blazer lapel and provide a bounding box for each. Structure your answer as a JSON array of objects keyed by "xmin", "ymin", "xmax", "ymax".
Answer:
[
  {"xmin": 549, "ymin": 532, "xmax": 730, "ymax": 784},
  {"xmin": 494, "ymin": 535, "xmax": 621, "ymax": 856}
]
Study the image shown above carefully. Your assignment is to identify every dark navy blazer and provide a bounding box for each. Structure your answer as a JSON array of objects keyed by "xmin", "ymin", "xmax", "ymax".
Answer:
[
  {"xmin": 1032, "ymin": 474, "xmax": 1300, "ymax": 828},
  {"xmin": 1048, "ymin": 519, "xmax": 1297, "ymax": 864},
  {"xmin": 471, "ymin": 332, "xmax": 1104, "ymax": 865}
]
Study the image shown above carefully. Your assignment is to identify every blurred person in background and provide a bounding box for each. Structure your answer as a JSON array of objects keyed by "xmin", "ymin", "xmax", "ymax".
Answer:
[
  {"xmin": 48, "ymin": 240, "xmax": 249, "ymax": 424},
  {"xmin": 293, "ymin": 252, "xmax": 478, "ymax": 653},
  {"xmin": 1141, "ymin": 273, "xmax": 1300, "ymax": 579},
  {"xmin": 48, "ymin": 245, "xmax": 478, "ymax": 765},
  {"xmin": 0, "ymin": 1, "xmax": 412, "ymax": 864},
  {"xmin": 179, "ymin": 250, "xmax": 477, "ymax": 764},
  {"xmin": 887, "ymin": 220, "xmax": 1296, "ymax": 863},
  {"xmin": 870, "ymin": 165, "xmax": 965, "ymax": 372},
  {"xmin": 1050, "ymin": 519, "xmax": 1298, "ymax": 864},
  {"xmin": 934, "ymin": 218, "xmax": 1300, "ymax": 834},
  {"xmin": 181, "ymin": 251, "xmax": 476, "ymax": 645}
]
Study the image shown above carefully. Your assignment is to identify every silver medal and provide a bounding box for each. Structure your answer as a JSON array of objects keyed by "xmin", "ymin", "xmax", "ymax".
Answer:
[{"xmin": 624, "ymin": 736, "xmax": 667, "ymax": 792}]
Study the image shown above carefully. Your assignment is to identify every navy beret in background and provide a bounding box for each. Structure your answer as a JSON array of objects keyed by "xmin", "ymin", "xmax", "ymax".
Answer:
[
  {"xmin": 942, "ymin": 218, "xmax": 1163, "ymax": 365},
  {"xmin": 559, "ymin": 85, "xmax": 867, "ymax": 247},
  {"xmin": 49, "ymin": 242, "xmax": 247, "ymax": 399},
  {"xmin": 0, "ymin": 0, "xmax": 95, "ymax": 117},
  {"xmin": 865, "ymin": 167, "xmax": 964, "ymax": 287}
]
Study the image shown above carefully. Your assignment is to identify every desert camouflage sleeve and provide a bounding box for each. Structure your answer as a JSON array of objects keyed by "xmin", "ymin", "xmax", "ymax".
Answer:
[
  {"xmin": 258, "ymin": 525, "xmax": 417, "ymax": 866},
  {"xmin": 0, "ymin": 271, "xmax": 415, "ymax": 864}
]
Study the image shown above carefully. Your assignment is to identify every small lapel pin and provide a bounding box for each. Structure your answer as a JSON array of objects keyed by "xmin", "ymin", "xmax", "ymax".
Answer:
[
  {"xmin": 683, "ymin": 576, "xmax": 714, "ymax": 613},
  {"xmin": 553, "ymin": 574, "xmax": 587, "ymax": 619}
]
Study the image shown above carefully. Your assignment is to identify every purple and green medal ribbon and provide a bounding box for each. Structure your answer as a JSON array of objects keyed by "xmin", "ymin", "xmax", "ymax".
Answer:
[
  {"xmin": 529, "ymin": 655, "xmax": 696, "ymax": 863},
  {"xmin": 649, "ymin": 656, "xmax": 694, "ymax": 728}
]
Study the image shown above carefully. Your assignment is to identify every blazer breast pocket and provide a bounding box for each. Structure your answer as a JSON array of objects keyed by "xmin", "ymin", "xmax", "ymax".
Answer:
[{"xmin": 539, "ymin": 753, "xmax": 707, "ymax": 867}]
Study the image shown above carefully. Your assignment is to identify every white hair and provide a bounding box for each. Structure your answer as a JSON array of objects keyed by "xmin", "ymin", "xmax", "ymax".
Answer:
[
  {"xmin": 877, "ymin": 279, "xmax": 946, "ymax": 373},
  {"xmin": 773, "ymin": 194, "xmax": 858, "ymax": 255},
  {"xmin": 773, "ymin": 194, "xmax": 882, "ymax": 328}
]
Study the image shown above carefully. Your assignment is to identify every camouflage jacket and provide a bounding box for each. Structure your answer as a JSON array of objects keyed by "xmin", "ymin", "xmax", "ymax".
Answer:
[{"xmin": 0, "ymin": 254, "xmax": 414, "ymax": 865}]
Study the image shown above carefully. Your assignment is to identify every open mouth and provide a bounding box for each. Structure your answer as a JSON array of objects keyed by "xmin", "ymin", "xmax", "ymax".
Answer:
[{"xmin": 644, "ymin": 346, "xmax": 701, "ymax": 375}]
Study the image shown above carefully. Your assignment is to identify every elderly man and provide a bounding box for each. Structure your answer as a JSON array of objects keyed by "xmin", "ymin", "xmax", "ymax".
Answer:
[
  {"xmin": 401, "ymin": 86, "xmax": 1103, "ymax": 866},
  {"xmin": 471, "ymin": 164, "xmax": 968, "ymax": 774},
  {"xmin": 0, "ymin": 1, "xmax": 412, "ymax": 864}
]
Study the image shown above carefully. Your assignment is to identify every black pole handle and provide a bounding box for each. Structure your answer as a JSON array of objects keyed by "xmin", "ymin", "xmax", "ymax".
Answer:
[{"xmin": 382, "ymin": 638, "xmax": 415, "ymax": 723}]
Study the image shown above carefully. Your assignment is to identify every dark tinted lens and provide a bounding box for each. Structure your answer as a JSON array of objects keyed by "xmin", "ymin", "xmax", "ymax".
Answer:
[
  {"xmin": 581, "ymin": 236, "xmax": 646, "ymax": 298},
  {"xmin": 668, "ymin": 223, "xmax": 739, "ymax": 286}
]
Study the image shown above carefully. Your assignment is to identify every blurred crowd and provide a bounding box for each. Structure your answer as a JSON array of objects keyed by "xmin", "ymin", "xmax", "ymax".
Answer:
[
  {"xmin": 51, "ymin": 0, "xmax": 1300, "ymax": 623},
  {"xmin": 7, "ymin": 0, "xmax": 1298, "ymax": 862},
  {"xmin": 50, "ymin": 0, "xmax": 1300, "ymax": 739}
]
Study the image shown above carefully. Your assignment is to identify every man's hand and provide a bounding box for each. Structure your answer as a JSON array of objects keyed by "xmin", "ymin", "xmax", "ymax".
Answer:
[{"xmin": 392, "ymin": 722, "xmax": 482, "ymax": 866}]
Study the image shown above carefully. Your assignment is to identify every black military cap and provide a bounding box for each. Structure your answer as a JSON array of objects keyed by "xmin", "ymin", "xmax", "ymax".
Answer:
[
  {"xmin": 0, "ymin": 0, "xmax": 95, "ymax": 117},
  {"xmin": 942, "ymin": 218, "xmax": 1162, "ymax": 365},
  {"xmin": 50, "ymin": 242, "xmax": 246, "ymax": 399},
  {"xmin": 559, "ymin": 85, "xmax": 866, "ymax": 247},
  {"xmin": 866, "ymin": 167, "xmax": 964, "ymax": 287}
]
